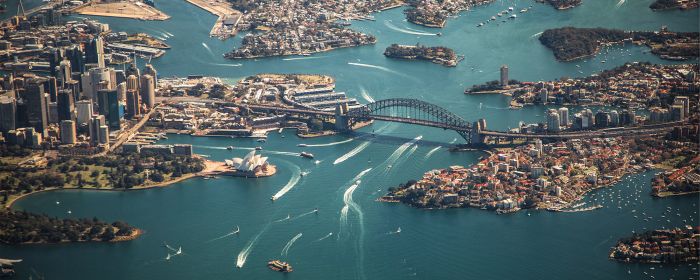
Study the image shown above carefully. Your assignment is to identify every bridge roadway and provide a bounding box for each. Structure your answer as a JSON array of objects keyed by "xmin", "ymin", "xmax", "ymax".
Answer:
[{"xmin": 244, "ymin": 104, "xmax": 688, "ymax": 140}]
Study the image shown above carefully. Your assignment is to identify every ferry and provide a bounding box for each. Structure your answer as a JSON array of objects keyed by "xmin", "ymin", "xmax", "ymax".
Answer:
[
  {"xmin": 300, "ymin": 152, "xmax": 314, "ymax": 159},
  {"xmin": 268, "ymin": 260, "xmax": 293, "ymax": 272},
  {"xmin": 227, "ymin": 146, "xmax": 234, "ymax": 150}
]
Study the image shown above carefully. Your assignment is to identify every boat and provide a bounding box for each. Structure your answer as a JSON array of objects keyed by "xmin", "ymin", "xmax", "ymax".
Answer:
[
  {"xmin": 300, "ymin": 171, "xmax": 308, "ymax": 177},
  {"xmin": 508, "ymin": 6, "xmax": 514, "ymax": 11},
  {"xmin": 227, "ymin": 146, "xmax": 234, "ymax": 150},
  {"xmin": 477, "ymin": 22, "xmax": 484, "ymax": 27},
  {"xmin": 509, "ymin": 14, "xmax": 517, "ymax": 19},
  {"xmin": 255, "ymin": 146, "xmax": 263, "ymax": 150},
  {"xmin": 436, "ymin": 32, "xmax": 442, "ymax": 36},
  {"xmin": 490, "ymin": 16, "xmax": 496, "ymax": 21},
  {"xmin": 297, "ymin": 144, "xmax": 308, "ymax": 147},
  {"xmin": 268, "ymin": 260, "xmax": 293, "ymax": 272},
  {"xmin": 300, "ymin": 152, "xmax": 314, "ymax": 159},
  {"xmin": 520, "ymin": 8, "xmax": 527, "ymax": 13},
  {"xmin": 257, "ymin": 139, "xmax": 266, "ymax": 143}
]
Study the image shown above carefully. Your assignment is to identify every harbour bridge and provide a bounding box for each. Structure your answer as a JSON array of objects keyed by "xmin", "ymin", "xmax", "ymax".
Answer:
[{"xmin": 243, "ymin": 98, "xmax": 686, "ymax": 144}]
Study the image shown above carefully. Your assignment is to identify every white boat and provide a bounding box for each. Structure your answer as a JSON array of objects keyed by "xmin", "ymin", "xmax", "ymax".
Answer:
[
  {"xmin": 477, "ymin": 22, "xmax": 484, "ymax": 27},
  {"xmin": 509, "ymin": 14, "xmax": 517, "ymax": 19},
  {"xmin": 297, "ymin": 144, "xmax": 308, "ymax": 147}
]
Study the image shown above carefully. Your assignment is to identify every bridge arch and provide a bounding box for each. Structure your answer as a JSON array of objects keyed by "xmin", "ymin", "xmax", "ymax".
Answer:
[{"xmin": 346, "ymin": 98, "xmax": 473, "ymax": 142}]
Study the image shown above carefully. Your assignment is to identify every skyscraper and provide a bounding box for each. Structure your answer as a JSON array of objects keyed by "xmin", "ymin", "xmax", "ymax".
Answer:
[
  {"xmin": 57, "ymin": 89, "xmax": 75, "ymax": 122},
  {"xmin": 126, "ymin": 74, "xmax": 139, "ymax": 93},
  {"xmin": 126, "ymin": 90, "xmax": 140, "ymax": 119},
  {"xmin": 86, "ymin": 36, "xmax": 105, "ymax": 68},
  {"xmin": 75, "ymin": 100, "xmax": 93, "ymax": 125},
  {"xmin": 24, "ymin": 78, "xmax": 49, "ymax": 137},
  {"xmin": 557, "ymin": 107, "xmax": 569, "ymax": 127},
  {"xmin": 59, "ymin": 60, "xmax": 72, "ymax": 85},
  {"xmin": 89, "ymin": 115, "xmax": 106, "ymax": 146},
  {"xmin": 547, "ymin": 109, "xmax": 561, "ymax": 132},
  {"xmin": 144, "ymin": 64, "xmax": 158, "ymax": 85},
  {"xmin": 106, "ymin": 89, "xmax": 121, "ymax": 130},
  {"xmin": 0, "ymin": 96, "xmax": 16, "ymax": 133},
  {"xmin": 60, "ymin": 119, "xmax": 76, "ymax": 144},
  {"xmin": 44, "ymin": 77, "xmax": 58, "ymax": 102},
  {"xmin": 140, "ymin": 74, "xmax": 156, "ymax": 109},
  {"xmin": 499, "ymin": 65, "xmax": 509, "ymax": 86}
]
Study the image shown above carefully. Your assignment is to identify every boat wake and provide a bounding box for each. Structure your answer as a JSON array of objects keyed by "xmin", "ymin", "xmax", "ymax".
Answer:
[
  {"xmin": 334, "ymin": 141, "xmax": 371, "ymax": 165},
  {"xmin": 210, "ymin": 63, "xmax": 243, "ymax": 67},
  {"xmin": 338, "ymin": 168, "xmax": 372, "ymax": 232},
  {"xmin": 290, "ymin": 209, "xmax": 318, "ymax": 221},
  {"xmin": 348, "ymin": 62, "xmax": 406, "ymax": 77},
  {"xmin": 206, "ymin": 226, "xmax": 240, "ymax": 243},
  {"xmin": 424, "ymin": 146, "xmax": 441, "ymax": 159},
  {"xmin": 359, "ymin": 86, "xmax": 375, "ymax": 103},
  {"xmin": 382, "ymin": 136, "xmax": 422, "ymax": 169},
  {"xmin": 615, "ymin": 0, "xmax": 625, "ymax": 8},
  {"xmin": 530, "ymin": 31, "xmax": 543, "ymax": 38},
  {"xmin": 153, "ymin": 35, "xmax": 167, "ymax": 41},
  {"xmin": 236, "ymin": 227, "xmax": 267, "ymax": 268},
  {"xmin": 163, "ymin": 242, "xmax": 177, "ymax": 252},
  {"xmin": 163, "ymin": 31, "xmax": 174, "ymax": 37},
  {"xmin": 264, "ymin": 150, "xmax": 302, "ymax": 157},
  {"xmin": 315, "ymin": 232, "xmax": 333, "ymax": 242},
  {"xmin": 304, "ymin": 137, "xmax": 355, "ymax": 147},
  {"xmin": 449, "ymin": 138, "xmax": 458, "ymax": 144},
  {"xmin": 271, "ymin": 166, "xmax": 302, "ymax": 201},
  {"xmin": 280, "ymin": 233, "xmax": 303, "ymax": 256},
  {"xmin": 384, "ymin": 20, "xmax": 438, "ymax": 36},
  {"xmin": 282, "ymin": 56, "xmax": 326, "ymax": 61},
  {"xmin": 387, "ymin": 227, "xmax": 401, "ymax": 235},
  {"xmin": 201, "ymin": 42, "xmax": 214, "ymax": 57},
  {"xmin": 273, "ymin": 214, "xmax": 291, "ymax": 223}
]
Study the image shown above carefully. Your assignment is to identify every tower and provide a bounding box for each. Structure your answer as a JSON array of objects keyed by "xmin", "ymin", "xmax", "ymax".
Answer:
[
  {"xmin": 140, "ymin": 74, "xmax": 155, "ymax": 109},
  {"xmin": 24, "ymin": 78, "xmax": 49, "ymax": 137},
  {"xmin": 499, "ymin": 65, "xmax": 509, "ymax": 86},
  {"xmin": 57, "ymin": 89, "xmax": 75, "ymax": 122},
  {"xmin": 60, "ymin": 119, "xmax": 76, "ymax": 144}
]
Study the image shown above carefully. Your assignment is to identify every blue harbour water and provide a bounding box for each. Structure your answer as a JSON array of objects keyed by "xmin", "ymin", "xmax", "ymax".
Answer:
[{"xmin": 2, "ymin": 0, "xmax": 700, "ymax": 279}]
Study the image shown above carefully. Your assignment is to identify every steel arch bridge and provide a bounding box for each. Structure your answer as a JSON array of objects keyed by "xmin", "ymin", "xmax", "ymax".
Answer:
[{"xmin": 346, "ymin": 98, "xmax": 473, "ymax": 142}]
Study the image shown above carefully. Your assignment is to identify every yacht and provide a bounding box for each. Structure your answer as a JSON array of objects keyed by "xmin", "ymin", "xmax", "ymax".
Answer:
[{"xmin": 300, "ymin": 152, "xmax": 314, "ymax": 159}]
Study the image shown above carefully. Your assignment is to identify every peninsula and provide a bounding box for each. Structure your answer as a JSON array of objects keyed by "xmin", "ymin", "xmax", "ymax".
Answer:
[
  {"xmin": 539, "ymin": 26, "xmax": 699, "ymax": 61},
  {"xmin": 650, "ymin": 0, "xmax": 699, "ymax": 10},
  {"xmin": 609, "ymin": 226, "xmax": 699, "ymax": 264},
  {"xmin": 73, "ymin": 0, "xmax": 170, "ymax": 21},
  {"xmin": 0, "ymin": 210, "xmax": 140, "ymax": 244},
  {"xmin": 384, "ymin": 44, "xmax": 460, "ymax": 67}
]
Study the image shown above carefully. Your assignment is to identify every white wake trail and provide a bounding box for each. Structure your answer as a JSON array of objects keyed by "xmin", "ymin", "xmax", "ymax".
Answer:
[
  {"xmin": 283, "ymin": 56, "xmax": 326, "ymax": 61},
  {"xmin": 615, "ymin": 0, "xmax": 625, "ymax": 8},
  {"xmin": 359, "ymin": 86, "xmax": 375, "ymax": 103},
  {"xmin": 384, "ymin": 136, "xmax": 422, "ymax": 167},
  {"xmin": 210, "ymin": 63, "xmax": 243, "ymax": 67},
  {"xmin": 530, "ymin": 31, "xmax": 543, "ymax": 38},
  {"xmin": 449, "ymin": 138, "xmax": 458, "ymax": 144},
  {"xmin": 334, "ymin": 141, "xmax": 371, "ymax": 165},
  {"xmin": 271, "ymin": 166, "xmax": 302, "ymax": 201},
  {"xmin": 348, "ymin": 62, "xmax": 407, "ymax": 77},
  {"xmin": 201, "ymin": 42, "xmax": 214, "ymax": 57},
  {"xmin": 236, "ymin": 227, "xmax": 266, "ymax": 268},
  {"xmin": 384, "ymin": 20, "xmax": 438, "ymax": 36},
  {"xmin": 290, "ymin": 209, "xmax": 317, "ymax": 221},
  {"xmin": 304, "ymin": 137, "xmax": 355, "ymax": 147},
  {"xmin": 316, "ymin": 232, "xmax": 333, "ymax": 242},
  {"xmin": 280, "ymin": 233, "xmax": 303, "ymax": 256},
  {"xmin": 424, "ymin": 146, "xmax": 441, "ymax": 159},
  {"xmin": 164, "ymin": 31, "xmax": 175, "ymax": 37},
  {"xmin": 338, "ymin": 168, "xmax": 372, "ymax": 231}
]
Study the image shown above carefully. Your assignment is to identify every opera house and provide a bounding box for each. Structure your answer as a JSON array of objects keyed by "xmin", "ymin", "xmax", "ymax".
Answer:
[{"xmin": 224, "ymin": 150, "xmax": 276, "ymax": 177}]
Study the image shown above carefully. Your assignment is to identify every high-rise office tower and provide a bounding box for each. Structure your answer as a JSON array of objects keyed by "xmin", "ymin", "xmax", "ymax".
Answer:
[
  {"xmin": 609, "ymin": 110, "xmax": 620, "ymax": 127},
  {"xmin": 106, "ymin": 89, "xmax": 121, "ymax": 130},
  {"xmin": 140, "ymin": 74, "xmax": 155, "ymax": 109},
  {"xmin": 144, "ymin": 64, "xmax": 158, "ymax": 85},
  {"xmin": 117, "ymin": 82, "xmax": 126, "ymax": 101},
  {"xmin": 60, "ymin": 119, "xmax": 76, "ymax": 144},
  {"xmin": 0, "ymin": 96, "xmax": 16, "ymax": 133},
  {"xmin": 595, "ymin": 111, "xmax": 610, "ymax": 128},
  {"xmin": 86, "ymin": 36, "xmax": 105, "ymax": 68},
  {"xmin": 57, "ymin": 89, "xmax": 75, "ymax": 122},
  {"xmin": 500, "ymin": 65, "xmax": 509, "ymax": 86},
  {"xmin": 59, "ymin": 60, "xmax": 72, "ymax": 84},
  {"xmin": 24, "ymin": 78, "xmax": 49, "ymax": 137},
  {"xmin": 75, "ymin": 100, "xmax": 93, "ymax": 125},
  {"xmin": 126, "ymin": 90, "xmax": 140, "ymax": 119},
  {"xmin": 66, "ymin": 46, "xmax": 85, "ymax": 74},
  {"xmin": 89, "ymin": 114, "xmax": 106, "ymax": 145},
  {"xmin": 126, "ymin": 74, "xmax": 139, "ymax": 92},
  {"xmin": 44, "ymin": 76, "xmax": 58, "ymax": 102}
]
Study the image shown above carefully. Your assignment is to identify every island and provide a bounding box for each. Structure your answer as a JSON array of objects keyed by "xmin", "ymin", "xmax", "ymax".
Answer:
[
  {"xmin": 650, "ymin": 0, "xmax": 699, "ymax": 11},
  {"xmin": 609, "ymin": 226, "xmax": 699, "ymax": 263},
  {"xmin": 0, "ymin": 210, "xmax": 140, "ymax": 244},
  {"xmin": 384, "ymin": 44, "xmax": 460, "ymax": 67},
  {"xmin": 538, "ymin": 26, "xmax": 699, "ymax": 61},
  {"xmin": 381, "ymin": 137, "xmax": 698, "ymax": 213},
  {"xmin": 538, "ymin": 0, "xmax": 582, "ymax": 10}
]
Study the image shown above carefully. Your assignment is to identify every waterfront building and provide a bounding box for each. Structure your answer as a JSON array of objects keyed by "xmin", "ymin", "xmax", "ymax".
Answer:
[
  {"xmin": 558, "ymin": 107, "xmax": 569, "ymax": 127},
  {"xmin": 173, "ymin": 144, "xmax": 193, "ymax": 157},
  {"xmin": 226, "ymin": 150, "xmax": 271, "ymax": 174},
  {"xmin": 24, "ymin": 79, "xmax": 49, "ymax": 137},
  {"xmin": 0, "ymin": 96, "xmax": 16, "ymax": 133},
  {"xmin": 141, "ymin": 144, "xmax": 174, "ymax": 156},
  {"xmin": 595, "ymin": 111, "xmax": 610, "ymax": 128},
  {"xmin": 499, "ymin": 65, "xmax": 509, "ymax": 86},
  {"xmin": 609, "ymin": 110, "xmax": 620, "ymax": 127},
  {"xmin": 60, "ymin": 120, "xmax": 76, "ymax": 144},
  {"xmin": 140, "ymin": 74, "xmax": 156, "ymax": 109},
  {"xmin": 57, "ymin": 89, "xmax": 74, "ymax": 122},
  {"xmin": 547, "ymin": 109, "xmax": 561, "ymax": 132},
  {"xmin": 76, "ymin": 100, "xmax": 93, "ymax": 125}
]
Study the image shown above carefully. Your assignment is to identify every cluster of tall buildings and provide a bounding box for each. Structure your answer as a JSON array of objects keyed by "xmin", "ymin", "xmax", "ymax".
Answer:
[
  {"xmin": 545, "ymin": 107, "xmax": 638, "ymax": 132},
  {"xmin": 649, "ymin": 96, "xmax": 690, "ymax": 124},
  {"xmin": 0, "ymin": 34, "xmax": 158, "ymax": 151}
]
